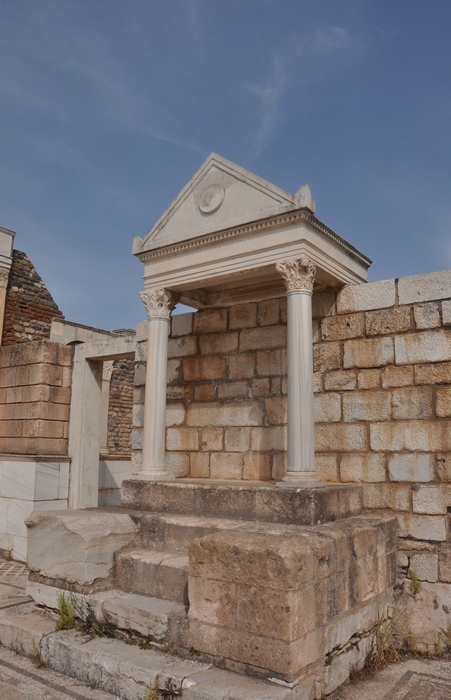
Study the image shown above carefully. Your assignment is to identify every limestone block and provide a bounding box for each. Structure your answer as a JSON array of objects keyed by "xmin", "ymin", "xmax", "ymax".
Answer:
[
  {"xmin": 228, "ymin": 352, "xmax": 255, "ymax": 379},
  {"xmin": 443, "ymin": 299, "xmax": 451, "ymax": 325},
  {"xmin": 26, "ymin": 511, "xmax": 137, "ymax": 586},
  {"xmin": 314, "ymin": 393, "xmax": 341, "ymax": 422},
  {"xmin": 229, "ymin": 303, "xmax": 257, "ymax": 329},
  {"xmin": 167, "ymin": 385, "xmax": 193, "ymax": 400},
  {"xmin": 0, "ymin": 612, "xmax": 55, "ymax": 657},
  {"xmin": 11, "ymin": 341, "xmax": 59, "ymax": 367},
  {"xmin": 167, "ymin": 336, "xmax": 197, "ymax": 358},
  {"xmin": 382, "ymin": 365, "xmax": 413, "ymax": 388},
  {"xmin": 412, "ymin": 485, "xmax": 451, "ymax": 515},
  {"xmin": 272, "ymin": 452, "xmax": 287, "ymax": 480},
  {"xmin": 167, "ymin": 359, "xmax": 181, "ymax": 384},
  {"xmin": 217, "ymin": 381, "xmax": 248, "ymax": 400},
  {"xmin": 398, "ymin": 269, "xmax": 451, "ymax": 305},
  {"xmin": 193, "ymin": 308, "xmax": 227, "ymax": 334},
  {"xmin": 165, "ymin": 452, "xmax": 190, "ymax": 477},
  {"xmin": 165, "ymin": 403, "xmax": 186, "ymax": 427},
  {"xmin": 200, "ymin": 332, "xmax": 239, "ymax": 355},
  {"xmin": 321, "ymin": 313, "xmax": 364, "ymax": 341},
  {"xmin": 436, "ymin": 454, "xmax": 451, "ymax": 482},
  {"xmin": 265, "ymin": 396, "xmax": 287, "ymax": 425},
  {"xmin": 409, "ymin": 553, "xmax": 438, "ymax": 582},
  {"xmin": 337, "ymin": 279, "xmax": 395, "ymax": 313},
  {"xmin": 224, "ymin": 427, "xmax": 250, "ymax": 452},
  {"xmin": 187, "ymin": 401, "xmax": 263, "ymax": 427},
  {"xmin": 340, "ymin": 453, "xmax": 386, "ymax": 483},
  {"xmin": 316, "ymin": 454, "xmax": 339, "ymax": 482},
  {"xmin": 243, "ymin": 452, "xmax": 271, "ymax": 480},
  {"xmin": 313, "ymin": 342, "xmax": 341, "ymax": 372},
  {"xmin": 200, "ymin": 427, "xmax": 223, "ymax": 451},
  {"xmin": 342, "ymin": 391, "xmax": 391, "ymax": 422},
  {"xmin": 250, "ymin": 377, "xmax": 270, "ymax": 396},
  {"xmin": 392, "ymin": 386, "xmax": 433, "ymax": 419},
  {"xmin": 312, "ymin": 289, "xmax": 336, "ymax": 318},
  {"xmin": 365, "ymin": 307, "xmax": 411, "ymax": 336},
  {"xmin": 312, "ymin": 319, "xmax": 320, "ymax": 344},
  {"xmin": 188, "ymin": 576, "xmax": 237, "ymax": 626},
  {"xmin": 388, "ymin": 453, "xmax": 435, "ymax": 482},
  {"xmin": 239, "ymin": 325, "xmax": 286, "ymax": 351},
  {"xmin": 395, "ymin": 330, "xmax": 451, "ymax": 365},
  {"xmin": 258, "ymin": 299, "xmax": 280, "ymax": 326},
  {"xmin": 414, "ymin": 302, "xmax": 441, "ymax": 329},
  {"xmin": 397, "ymin": 514, "xmax": 447, "ymax": 541},
  {"xmin": 131, "ymin": 428, "xmax": 143, "ymax": 450},
  {"xmin": 313, "ymin": 372, "xmax": 323, "ymax": 392},
  {"xmin": 436, "ymin": 387, "xmax": 451, "ymax": 417},
  {"xmin": 166, "ymin": 427, "xmax": 198, "ymax": 451},
  {"xmin": 415, "ymin": 361, "xmax": 451, "ymax": 385},
  {"xmin": 371, "ymin": 421, "xmax": 451, "ymax": 452},
  {"xmin": 194, "ymin": 383, "xmax": 216, "ymax": 401},
  {"xmin": 362, "ymin": 483, "xmax": 410, "ymax": 512},
  {"xmin": 210, "ymin": 453, "xmax": 243, "ymax": 479},
  {"xmin": 256, "ymin": 348, "xmax": 286, "ymax": 376},
  {"xmin": 398, "ymin": 581, "xmax": 451, "ymax": 652},
  {"xmin": 28, "ymin": 364, "xmax": 63, "ymax": 387},
  {"xmin": 315, "ymin": 423, "xmax": 368, "ymax": 452},
  {"xmin": 183, "ymin": 356, "xmax": 226, "ymax": 381},
  {"xmin": 397, "ymin": 553, "xmax": 409, "ymax": 568},
  {"xmin": 357, "ymin": 369, "xmax": 380, "ymax": 390},
  {"xmin": 190, "ymin": 452, "xmax": 209, "ymax": 478},
  {"xmin": 324, "ymin": 370, "xmax": 356, "ymax": 391},
  {"xmin": 250, "ymin": 426, "xmax": 286, "ymax": 451},
  {"xmin": 171, "ymin": 312, "xmax": 193, "ymax": 336},
  {"xmin": 343, "ymin": 337, "xmax": 394, "ymax": 369},
  {"xmin": 438, "ymin": 543, "xmax": 451, "ymax": 582}
]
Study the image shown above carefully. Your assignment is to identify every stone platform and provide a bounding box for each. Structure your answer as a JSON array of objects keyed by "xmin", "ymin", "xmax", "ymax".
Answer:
[{"xmin": 14, "ymin": 481, "xmax": 398, "ymax": 697}]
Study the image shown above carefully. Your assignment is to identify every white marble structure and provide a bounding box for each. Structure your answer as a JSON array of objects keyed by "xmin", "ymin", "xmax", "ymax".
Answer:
[{"xmin": 133, "ymin": 154, "xmax": 371, "ymax": 484}]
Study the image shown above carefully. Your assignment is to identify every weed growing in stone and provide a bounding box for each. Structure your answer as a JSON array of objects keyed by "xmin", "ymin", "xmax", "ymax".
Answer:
[
  {"xmin": 365, "ymin": 608, "xmax": 401, "ymax": 672},
  {"xmin": 409, "ymin": 570, "xmax": 421, "ymax": 595},
  {"xmin": 30, "ymin": 641, "xmax": 46, "ymax": 668},
  {"xmin": 145, "ymin": 676, "xmax": 181, "ymax": 699},
  {"xmin": 55, "ymin": 592, "xmax": 75, "ymax": 631}
]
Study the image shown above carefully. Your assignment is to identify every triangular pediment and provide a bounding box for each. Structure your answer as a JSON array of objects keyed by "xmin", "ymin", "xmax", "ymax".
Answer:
[{"xmin": 135, "ymin": 154, "xmax": 301, "ymax": 254}]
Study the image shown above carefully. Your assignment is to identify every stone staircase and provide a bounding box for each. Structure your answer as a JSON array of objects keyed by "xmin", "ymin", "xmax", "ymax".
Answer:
[{"xmin": 2, "ymin": 480, "xmax": 397, "ymax": 699}]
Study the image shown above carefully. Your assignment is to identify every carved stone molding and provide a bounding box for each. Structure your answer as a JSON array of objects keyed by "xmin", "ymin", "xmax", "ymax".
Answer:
[
  {"xmin": 0, "ymin": 268, "xmax": 9, "ymax": 288},
  {"xmin": 140, "ymin": 288, "xmax": 178, "ymax": 320},
  {"xmin": 102, "ymin": 361, "xmax": 114, "ymax": 382},
  {"xmin": 276, "ymin": 257, "xmax": 316, "ymax": 293}
]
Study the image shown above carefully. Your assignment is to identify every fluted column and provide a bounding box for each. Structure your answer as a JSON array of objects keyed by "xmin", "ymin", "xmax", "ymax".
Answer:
[
  {"xmin": 276, "ymin": 257, "xmax": 321, "ymax": 487},
  {"xmin": 139, "ymin": 288, "xmax": 177, "ymax": 480}
]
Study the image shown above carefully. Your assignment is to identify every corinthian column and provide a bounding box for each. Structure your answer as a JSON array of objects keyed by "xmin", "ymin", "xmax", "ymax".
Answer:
[
  {"xmin": 139, "ymin": 288, "xmax": 177, "ymax": 480},
  {"xmin": 276, "ymin": 257, "xmax": 321, "ymax": 487}
]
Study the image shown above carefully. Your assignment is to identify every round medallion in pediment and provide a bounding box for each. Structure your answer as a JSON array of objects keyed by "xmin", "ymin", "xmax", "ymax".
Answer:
[{"xmin": 198, "ymin": 184, "xmax": 225, "ymax": 214}]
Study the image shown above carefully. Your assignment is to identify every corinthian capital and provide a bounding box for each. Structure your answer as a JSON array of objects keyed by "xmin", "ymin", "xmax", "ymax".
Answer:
[
  {"xmin": 140, "ymin": 288, "xmax": 178, "ymax": 320},
  {"xmin": 276, "ymin": 257, "xmax": 316, "ymax": 293}
]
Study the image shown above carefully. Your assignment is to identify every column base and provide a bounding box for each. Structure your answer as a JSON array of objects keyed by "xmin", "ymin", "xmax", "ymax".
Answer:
[
  {"xmin": 276, "ymin": 471, "xmax": 325, "ymax": 489},
  {"xmin": 135, "ymin": 468, "xmax": 174, "ymax": 482}
]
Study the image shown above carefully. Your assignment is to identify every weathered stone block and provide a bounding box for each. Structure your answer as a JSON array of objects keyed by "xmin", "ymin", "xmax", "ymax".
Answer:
[
  {"xmin": 324, "ymin": 370, "xmax": 356, "ymax": 391},
  {"xmin": 200, "ymin": 427, "xmax": 223, "ymax": 451},
  {"xmin": 26, "ymin": 511, "xmax": 137, "ymax": 587},
  {"xmin": 167, "ymin": 336, "xmax": 197, "ymax": 358},
  {"xmin": 395, "ymin": 330, "xmax": 451, "ymax": 365},
  {"xmin": 256, "ymin": 348, "xmax": 286, "ymax": 376},
  {"xmin": 200, "ymin": 332, "xmax": 239, "ymax": 355},
  {"xmin": 217, "ymin": 381, "xmax": 248, "ymax": 400},
  {"xmin": 265, "ymin": 396, "xmax": 287, "ymax": 425},
  {"xmin": 258, "ymin": 299, "xmax": 280, "ymax": 326},
  {"xmin": 250, "ymin": 377, "xmax": 270, "ymax": 396},
  {"xmin": 365, "ymin": 307, "xmax": 411, "ymax": 336},
  {"xmin": 371, "ymin": 421, "xmax": 451, "ymax": 452},
  {"xmin": 337, "ymin": 279, "xmax": 395, "ymax": 313},
  {"xmin": 343, "ymin": 391, "xmax": 391, "ymax": 422},
  {"xmin": 316, "ymin": 454, "xmax": 339, "ymax": 482},
  {"xmin": 190, "ymin": 452, "xmax": 210, "ymax": 478},
  {"xmin": 313, "ymin": 342, "xmax": 341, "ymax": 372},
  {"xmin": 194, "ymin": 383, "xmax": 215, "ymax": 401},
  {"xmin": 409, "ymin": 553, "xmax": 438, "ymax": 582},
  {"xmin": 436, "ymin": 386, "xmax": 451, "ymax": 417},
  {"xmin": 397, "ymin": 514, "xmax": 447, "ymax": 541},
  {"xmin": 166, "ymin": 427, "xmax": 198, "ymax": 452},
  {"xmin": 210, "ymin": 452, "xmax": 243, "ymax": 479},
  {"xmin": 436, "ymin": 454, "xmax": 451, "ymax": 482},
  {"xmin": 340, "ymin": 453, "xmax": 386, "ymax": 483},
  {"xmin": 438, "ymin": 543, "xmax": 451, "ymax": 582},
  {"xmin": 250, "ymin": 426, "xmax": 286, "ymax": 451},
  {"xmin": 321, "ymin": 313, "xmax": 364, "ymax": 341},
  {"xmin": 415, "ymin": 361, "xmax": 451, "ymax": 385},
  {"xmin": 167, "ymin": 358, "xmax": 181, "ymax": 384},
  {"xmin": 392, "ymin": 387, "xmax": 433, "ymax": 419},
  {"xmin": 315, "ymin": 423, "xmax": 368, "ymax": 452},
  {"xmin": 193, "ymin": 308, "xmax": 227, "ymax": 334},
  {"xmin": 183, "ymin": 356, "xmax": 227, "ymax": 381},
  {"xmin": 243, "ymin": 452, "xmax": 271, "ymax": 480},
  {"xmin": 357, "ymin": 369, "xmax": 380, "ymax": 390},
  {"xmin": 313, "ymin": 289, "xmax": 336, "ymax": 318},
  {"xmin": 414, "ymin": 302, "xmax": 441, "ymax": 329},
  {"xmin": 362, "ymin": 483, "xmax": 410, "ymax": 512},
  {"xmin": 224, "ymin": 427, "xmax": 250, "ymax": 452},
  {"xmin": 239, "ymin": 326, "xmax": 286, "ymax": 351},
  {"xmin": 228, "ymin": 303, "xmax": 257, "ymax": 329},
  {"xmin": 344, "ymin": 337, "xmax": 394, "ymax": 368},
  {"xmin": 314, "ymin": 393, "xmax": 341, "ymax": 422},
  {"xmin": 443, "ymin": 299, "xmax": 451, "ymax": 326},
  {"xmin": 187, "ymin": 401, "xmax": 263, "ymax": 427},
  {"xmin": 165, "ymin": 451, "xmax": 190, "ymax": 478},
  {"xmin": 388, "ymin": 453, "xmax": 435, "ymax": 482},
  {"xmin": 165, "ymin": 403, "xmax": 185, "ymax": 427},
  {"xmin": 398, "ymin": 270, "xmax": 451, "ymax": 305},
  {"xmin": 171, "ymin": 312, "xmax": 193, "ymax": 337},
  {"xmin": 189, "ymin": 576, "xmax": 237, "ymax": 626},
  {"xmin": 382, "ymin": 365, "xmax": 413, "ymax": 388},
  {"xmin": 228, "ymin": 352, "xmax": 255, "ymax": 379},
  {"xmin": 412, "ymin": 485, "xmax": 451, "ymax": 515}
]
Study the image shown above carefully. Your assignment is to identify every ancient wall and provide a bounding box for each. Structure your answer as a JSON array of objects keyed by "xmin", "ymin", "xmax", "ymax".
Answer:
[
  {"xmin": 2, "ymin": 250, "xmax": 64, "ymax": 345},
  {"xmin": 107, "ymin": 359, "xmax": 134, "ymax": 456},
  {"xmin": 0, "ymin": 340, "xmax": 72, "ymax": 455}
]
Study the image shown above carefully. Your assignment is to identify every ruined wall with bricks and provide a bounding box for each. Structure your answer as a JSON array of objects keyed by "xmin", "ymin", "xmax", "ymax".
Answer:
[
  {"xmin": 0, "ymin": 340, "xmax": 73, "ymax": 455},
  {"xmin": 2, "ymin": 250, "xmax": 64, "ymax": 346},
  {"xmin": 107, "ymin": 359, "xmax": 134, "ymax": 456}
]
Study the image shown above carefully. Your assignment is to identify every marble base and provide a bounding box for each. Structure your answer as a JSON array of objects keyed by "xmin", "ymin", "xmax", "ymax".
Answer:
[{"xmin": 276, "ymin": 470, "xmax": 326, "ymax": 489}]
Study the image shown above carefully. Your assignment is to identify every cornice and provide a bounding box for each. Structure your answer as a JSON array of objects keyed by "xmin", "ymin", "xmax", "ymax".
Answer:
[{"xmin": 136, "ymin": 209, "xmax": 372, "ymax": 268}]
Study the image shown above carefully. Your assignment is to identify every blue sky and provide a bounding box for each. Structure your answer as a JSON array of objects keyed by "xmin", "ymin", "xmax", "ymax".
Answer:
[{"xmin": 1, "ymin": 1, "xmax": 450, "ymax": 330}]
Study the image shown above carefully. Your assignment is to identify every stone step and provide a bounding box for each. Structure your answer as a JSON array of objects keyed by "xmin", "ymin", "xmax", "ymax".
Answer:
[
  {"xmin": 121, "ymin": 479, "xmax": 363, "ymax": 525},
  {"xmin": 27, "ymin": 580, "xmax": 186, "ymax": 643},
  {"xmin": 115, "ymin": 549, "xmax": 189, "ymax": 604},
  {"xmin": 0, "ymin": 607, "xmax": 303, "ymax": 700}
]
